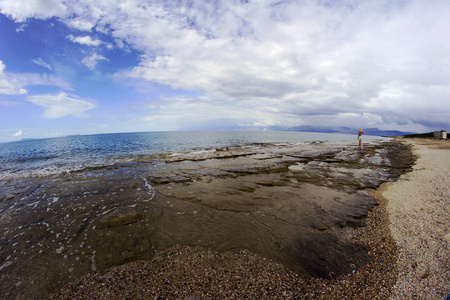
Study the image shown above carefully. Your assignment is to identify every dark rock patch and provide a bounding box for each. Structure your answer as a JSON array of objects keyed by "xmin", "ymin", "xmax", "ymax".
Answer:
[{"xmin": 98, "ymin": 208, "xmax": 140, "ymax": 229}]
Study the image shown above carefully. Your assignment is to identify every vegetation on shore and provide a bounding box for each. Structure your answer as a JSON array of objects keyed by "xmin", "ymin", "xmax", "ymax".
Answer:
[
  {"xmin": 403, "ymin": 132, "xmax": 434, "ymax": 138},
  {"xmin": 403, "ymin": 132, "xmax": 448, "ymax": 139}
]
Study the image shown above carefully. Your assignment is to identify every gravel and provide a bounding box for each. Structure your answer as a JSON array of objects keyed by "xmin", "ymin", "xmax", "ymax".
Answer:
[{"xmin": 384, "ymin": 138, "xmax": 450, "ymax": 299}]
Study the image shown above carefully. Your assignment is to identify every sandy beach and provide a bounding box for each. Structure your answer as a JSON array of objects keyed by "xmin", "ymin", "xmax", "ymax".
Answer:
[
  {"xmin": 385, "ymin": 138, "xmax": 450, "ymax": 299},
  {"xmin": 24, "ymin": 138, "xmax": 447, "ymax": 299}
]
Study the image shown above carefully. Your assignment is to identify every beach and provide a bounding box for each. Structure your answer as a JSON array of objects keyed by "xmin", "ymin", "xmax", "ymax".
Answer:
[
  {"xmin": 1, "ymin": 134, "xmax": 447, "ymax": 299},
  {"xmin": 45, "ymin": 138, "xmax": 449, "ymax": 299},
  {"xmin": 385, "ymin": 139, "xmax": 450, "ymax": 299}
]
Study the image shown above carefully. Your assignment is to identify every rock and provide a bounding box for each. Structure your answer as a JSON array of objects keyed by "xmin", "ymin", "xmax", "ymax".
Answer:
[
  {"xmin": 99, "ymin": 273, "xmax": 114, "ymax": 280},
  {"xmin": 321, "ymin": 159, "xmax": 344, "ymax": 163},
  {"xmin": 98, "ymin": 208, "xmax": 140, "ymax": 228},
  {"xmin": 172, "ymin": 176, "xmax": 191, "ymax": 183},
  {"xmin": 151, "ymin": 177, "xmax": 172, "ymax": 184},
  {"xmin": 317, "ymin": 226, "xmax": 328, "ymax": 231},
  {"xmin": 236, "ymin": 184, "xmax": 256, "ymax": 192},
  {"xmin": 255, "ymin": 179, "xmax": 289, "ymax": 187}
]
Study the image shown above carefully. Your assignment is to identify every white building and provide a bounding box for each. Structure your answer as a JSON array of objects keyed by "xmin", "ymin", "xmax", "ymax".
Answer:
[{"xmin": 433, "ymin": 130, "xmax": 447, "ymax": 139}]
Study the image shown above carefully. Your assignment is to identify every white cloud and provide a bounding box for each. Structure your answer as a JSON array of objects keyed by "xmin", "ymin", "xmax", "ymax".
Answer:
[
  {"xmin": 32, "ymin": 58, "xmax": 52, "ymax": 70},
  {"xmin": 1, "ymin": 60, "xmax": 72, "ymax": 94},
  {"xmin": 27, "ymin": 91, "xmax": 96, "ymax": 119},
  {"xmin": 2, "ymin": 0, "xmax": 450, "ymax": 131},
  {"xmin": 82, "ymin": 53, "xmax": 108, "ymax": 70},
  {"xmin": 67, "ymin": 35, "xmax": 102, "ymax": 46},
  {"xmin": 0, "ymin": 0, "xmax": 67, "ymax": 22},
  {"xmin": 14, "ymin": 73, "xmax": 72, "ymax": 90},
  {"xmin": 16, "ymin": 23, "xmax": 26, "ymax": 32},
  {"xmin": 134, "ymin": 94, "xmax": 281, "ymax": 131},
  {"xmin": 12, "ymin": 129, "xmax": 24, "ymax": 137},
  {"xmin": 0, "ymin": 60, "xmax": 27, "ymax": 95},
  {"xmin": 126, "ymin": 0, "xmax": 450, "ymax": 130}
]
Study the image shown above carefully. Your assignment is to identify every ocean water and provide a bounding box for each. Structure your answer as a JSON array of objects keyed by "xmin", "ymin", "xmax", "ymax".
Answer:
[
  {"xmin": 0, "ymin": 130, "xmax": 395, "ymax": 299},
  {"xmin": 0, "ymin": 131, "xmax": 378, "ymax": 180}
]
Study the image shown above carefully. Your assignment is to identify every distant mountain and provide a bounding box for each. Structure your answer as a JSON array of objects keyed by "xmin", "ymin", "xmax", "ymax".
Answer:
[
  {"xmin": 358, "ymin": 128, "xmax": 416, "ymax": 137},
  {"xmin": 275, "ymin": 126, "xmax": 416, "ymax": 137},
  {"xmin": 180, "ymin": 125, "xmax": 417, "ymax": 136}
]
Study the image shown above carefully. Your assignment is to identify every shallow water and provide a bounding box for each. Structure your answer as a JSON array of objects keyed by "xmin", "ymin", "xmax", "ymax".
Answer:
[{"xmin": 0, "ymin": 132, "xmax": 412, "ymax": 299}]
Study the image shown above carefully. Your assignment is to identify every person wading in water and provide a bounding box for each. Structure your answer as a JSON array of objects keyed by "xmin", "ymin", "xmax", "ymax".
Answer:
[{"xmin": 357, "ymin": 128, "xmax": 364, "ymax": 149}]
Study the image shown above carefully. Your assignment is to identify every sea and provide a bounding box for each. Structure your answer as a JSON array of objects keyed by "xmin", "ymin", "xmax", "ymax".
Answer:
[
  {"xmin": 0, "ymin": 130, "xmax": 393, "ymax": 299},
  {"xmin": 0, "ymin": 131, "xmax": 379, "ymax": 180}
]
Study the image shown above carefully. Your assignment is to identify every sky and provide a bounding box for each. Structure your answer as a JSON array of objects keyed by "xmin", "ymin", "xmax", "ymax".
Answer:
[{"xmin": 0, "ymin": 0, "xmax": 449, "ymax": 142}]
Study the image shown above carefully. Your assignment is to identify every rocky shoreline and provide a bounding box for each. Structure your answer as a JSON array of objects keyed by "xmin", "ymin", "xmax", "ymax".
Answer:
[
  {"xmin": 47, "ymin": 186, "xmax": 397, "ymax": 300},
  {"xmin": 47, "ymin": 184, "xmax": 397, "ymax": 300},
  {"xmin": 45, "ymin": 139, "xmax": 419, "ymax": 300},
  {"xmin": 1, "ymin": 138, "xmax": 419, "ymax": 299}
]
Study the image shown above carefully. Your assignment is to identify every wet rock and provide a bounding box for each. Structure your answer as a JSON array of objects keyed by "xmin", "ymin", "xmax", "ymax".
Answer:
[
  {"xmin": 236, "ymin": 184, "xmax": 257, "ymax": 192},
  {"xmin": 218, "ymin": 189, "xmax": 242, "ymax": 196},
  {"xmin": 98, "ymin": 208, "xmax": 140, "ymax": 228},
  {"xmin": 255, "ymin": 179, "xmax": 289, "ymax": 187},
  {"xmin": 5, "ymin": 194, "xmax": 15, "ymax": 201},
  {"xmin": 172, "ymin": 176, "xmax": 191, "ymax": 183},
  {"xmin": 288, "ymin": 164, "xmax": 305, "ymax": 172},
  {"xmin": 180, "ymin": 195, "xmax": 197, "ymax": 200},
  {"xmin": 222, "ymin": 163, "xmax": 287, "ymax": 175},
  {"xmin": 151, "ymin": 177, "xmax": 172, "ymax": 184},
  {"xmin": 320, "ymin": 158, "xmax": 344, "ymax": 163}
]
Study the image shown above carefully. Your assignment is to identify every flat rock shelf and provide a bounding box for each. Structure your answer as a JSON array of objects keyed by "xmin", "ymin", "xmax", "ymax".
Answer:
[{"xmin": 0, "ymin": 139, "xmax": 415, "ymax": 299}]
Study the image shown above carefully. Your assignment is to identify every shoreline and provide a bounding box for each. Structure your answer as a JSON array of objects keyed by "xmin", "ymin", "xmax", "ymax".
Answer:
[
  {"xmin": 48, "ymin": 186, "xmax": 397, "ymax": 299},
  {"xmin": 4, "ymin": 138, "xmax": 403, "ymax": 299},
  {"xmin": 46, "ymin": 138, "xmax": 424, "ymax": 300}
]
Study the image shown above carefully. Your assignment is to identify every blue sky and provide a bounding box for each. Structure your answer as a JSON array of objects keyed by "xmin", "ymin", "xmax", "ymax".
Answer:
[{"xmin": 1, "ymin": 0, "xmax": 449, "ymax": 142}]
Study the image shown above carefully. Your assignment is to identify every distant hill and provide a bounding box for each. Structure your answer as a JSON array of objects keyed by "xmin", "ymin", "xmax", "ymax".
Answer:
[
  {"xmin": 181, "ymin": 125, "xmax": 417, "ymax": 136},
  {"xmin": 270, "ymin": 126, "xmax": 416, "ymax": 137}
]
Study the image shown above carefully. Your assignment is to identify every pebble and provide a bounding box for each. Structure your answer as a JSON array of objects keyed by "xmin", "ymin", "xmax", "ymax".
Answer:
[{"xmin": 47, "ymin": 186, "xmax": 399, "ymax": 300}]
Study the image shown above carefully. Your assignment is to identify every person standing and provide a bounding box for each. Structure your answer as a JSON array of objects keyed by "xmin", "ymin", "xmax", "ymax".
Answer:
[{"xmin": 357, "ymin": 128, "xmax": 364, "ymax": 149}]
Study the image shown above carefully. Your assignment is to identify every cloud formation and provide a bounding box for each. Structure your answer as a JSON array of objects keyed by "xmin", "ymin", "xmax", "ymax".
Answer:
[
  {"xmin": 67, "ymin": 35, "xmax": 102, "ymax": 46},
  {"xmin": 1, "ymin": 0, "xmax": 450, "ymax": 131},
  {"xmin": 0, "ymin": 60, "xmax": 72, "ymax": 94},
  {"xmin": 32, "ymin": 58, "xmax": 52, "ymax": 70},
  {"xmin": 137, "ymin": 95, "xmax": 258, "ymax": 130},
  {"xmin": 0, "ymin": 60, "xmax": 27, "ymax": 95},
  {"xmin": 0, "ymin": 0, "xmax": 66, "ymax": 21},
  {"xmin": 26, "ymin": 91, "xmax": 96, "ymax": 119},
  {"xmin": 82, "ymin": 53, "xmax": 108, "ymax": 70},
  {"xmin": 12, "ymin": 129, "xmax": 24, "ymax": 137}
]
